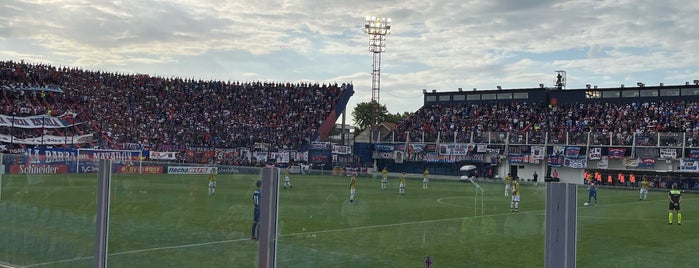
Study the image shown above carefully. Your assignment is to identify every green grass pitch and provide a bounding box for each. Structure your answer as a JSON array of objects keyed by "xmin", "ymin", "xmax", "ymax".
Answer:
[{"xmin": 1, "ymin": 172, "xmax": 698, "ymax": 267}]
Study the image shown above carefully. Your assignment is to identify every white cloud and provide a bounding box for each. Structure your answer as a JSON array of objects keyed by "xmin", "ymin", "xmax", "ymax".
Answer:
[{"xmin": 1, "ymin": 0, "xmax": 699, "ymax": 126}]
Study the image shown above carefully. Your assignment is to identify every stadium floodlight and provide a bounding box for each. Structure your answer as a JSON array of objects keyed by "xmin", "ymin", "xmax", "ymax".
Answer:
[{"xmin": 364, "ymin": 16, "xmax": 391, "ymax": 143}]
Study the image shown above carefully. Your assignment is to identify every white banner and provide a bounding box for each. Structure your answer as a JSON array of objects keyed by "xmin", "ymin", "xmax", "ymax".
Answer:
[
  {"xmin": 597, "ymin": 156, "xmax": 608, "ymax": 169},
  {"xmin": 332, "ymin": 145, "xmax": 351, "ymax": 155},
  {"xmin": 588, "ymin": 147, "xmax": 602, "ymax": 160},
  {"xmin": 531, "ymin": 146, "xmax": 545, "ymax": 160},
  {"xmin": 660, "ymin": 148, "xmax": 677, "ymax": 159},
  {"xmin": 0, "ymin": 112, "xmax": 79, "ymax": 129},
  {"xmin": 0, "ymin": 133, "xmax": 94, "ymax": 145},
  {"xmin": 150, "ymin": 151, "xmax": 177, "ymax": 160}
]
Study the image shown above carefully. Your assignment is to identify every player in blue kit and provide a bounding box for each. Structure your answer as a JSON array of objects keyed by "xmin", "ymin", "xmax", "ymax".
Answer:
[
  {"xmin": 588, "ymin": 182, "xmax": 598, "ymax": 206},
  {"xmin": 251, "ymin": 180, "xmax": 261, "ymax": 240}
]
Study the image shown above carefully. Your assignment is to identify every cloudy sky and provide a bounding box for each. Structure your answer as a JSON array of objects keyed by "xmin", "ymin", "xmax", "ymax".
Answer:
[{"xmin": 2, "ymin": 0, "xmax": 699, "ymax": 124}]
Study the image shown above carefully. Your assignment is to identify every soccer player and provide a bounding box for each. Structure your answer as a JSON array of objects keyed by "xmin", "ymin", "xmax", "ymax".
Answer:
[
  {"xmin": 504, "ymin": 173, "xmax": 513, "ymax": 197},
  {"xmin": 588, "ymin": 181, "xmax": 598, "ymax": 206},
  {"xmin": 640, "ymin": 177, "xmax": 650, "ymax": 200},
  {"xmin": 208, "ymin": 168, "xmax": 217, "ymax": 195},
  {"xmin": 668, "ymin": 183, "xmax": 682, "ymax": 225},
  {"xmin": 532, "ymin": 171, "xmax": 539, "ymax": 187},
  {"xmin": 381, "ymin": 167, "xmax": 388, "ymax": 190},
  {"xmin": 422, "ymin": 168, "xmax": 430, "ymax": 190},
  {"xmin": 399, "ymin": 172, "xmax": 406, "ymax": 195},
  {"xmin": 510, "ymin": 178, "xmax": 520, "ymax": 212},
  {"xmin": 283, "ymin": 167, "xmax": 293, "ymax": 189},
  {"xmin": 349, "ymin": 174, "xmax": 357, "ymax": 204},
  {"xmin": 251, "ymin": 180, "xmax": 261, "ymax": 240}
]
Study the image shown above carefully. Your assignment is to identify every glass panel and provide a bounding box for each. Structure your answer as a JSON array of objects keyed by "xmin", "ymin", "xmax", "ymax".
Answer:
[
  {"xmin": 659, "ymin": 88, "xmax": 680, "ymax": 96},
  {"xmin": 466, "ymin": 94, "xmax": 480, "ymax": 100},
  {"xmin": 0, "ymin": 153, "xmax": 95, "ymax": 267},
  {"xmin": 513, "ymin": 92, "xmax": 529, "ymax": 99},
  {"xmin": 577, "ymin": 180, "xmax": 699, "ymax": 267},
  {"xmin": 497, "ymin": 93, "xmax": 512, "ymax": 100},
  {"xmin": 453, "ymin": 94, "xmax": 466, "ymax": 101},
  {"xmin": 481, "ymin": 94, "xmax": 497, "ymax": 100},
  {"xmin": 621, "ymin": 90, "xmax": 639, "ymax": 98},
  {"xmin": 276, "ymin": 169, "xmax": 546, "ymax": 267},
  {"xmin": 602, "ymin": 91, "xmax": 620, "ymax": 98},
  {"xmin": 425, "ymin": 96, "xmax": 437, "ymax": 102},
  {"xmin": 108, "ymin": 161, "xmax": 261, "ymax": 267},
  {"xmin": 438, "ymin": 95, "xmax": 451, "ymax": 101},
  {"xmin": 639, "ymin": 89, "xmax": 658, "ymax": 97}
]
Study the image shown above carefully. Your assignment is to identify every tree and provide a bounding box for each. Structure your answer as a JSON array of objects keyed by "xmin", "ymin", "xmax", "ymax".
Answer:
[
  {"xmin": 352, "ymin": 101, "xmax": 389, "ymax": 131},
  {"xmin": 384, "ymin": 111, "xmax": 412, "ymax": 124}
]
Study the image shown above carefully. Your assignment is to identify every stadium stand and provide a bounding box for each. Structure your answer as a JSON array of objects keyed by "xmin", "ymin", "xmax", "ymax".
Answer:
[{"xmin": 0, "ymin": 61, "xmax": 353, "ymax": 156}]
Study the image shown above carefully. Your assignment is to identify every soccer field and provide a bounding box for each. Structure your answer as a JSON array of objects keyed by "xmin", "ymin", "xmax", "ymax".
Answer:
[{"xmin": 1, "ymin": 171, "xmax": 698, "ymax": 267}]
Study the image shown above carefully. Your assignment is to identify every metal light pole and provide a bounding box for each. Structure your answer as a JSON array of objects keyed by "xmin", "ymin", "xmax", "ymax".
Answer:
[{"xmin": 365, "ymin": 16, "xmax": 391, "ymax": 143}]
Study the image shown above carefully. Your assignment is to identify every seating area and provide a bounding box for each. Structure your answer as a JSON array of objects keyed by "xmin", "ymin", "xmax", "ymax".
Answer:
[
  {"xmin": 0, "ymin": 60, "xmax": 347, "ymax": 151},
  {"xmin": 393, "ymin": 101, "xmax": 699, "ymax": 145}
]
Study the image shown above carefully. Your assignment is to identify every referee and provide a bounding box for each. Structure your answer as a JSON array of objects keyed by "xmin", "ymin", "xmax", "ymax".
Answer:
[{"xmin": 668, "ymin": 183, "xmax": 682, "ymax": 225}]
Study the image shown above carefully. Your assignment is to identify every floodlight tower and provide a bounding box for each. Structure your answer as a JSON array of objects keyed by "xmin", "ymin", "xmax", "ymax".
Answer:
[{"xmin": 365, "ymin": 16, "xmax": 391, "ymax": 142}]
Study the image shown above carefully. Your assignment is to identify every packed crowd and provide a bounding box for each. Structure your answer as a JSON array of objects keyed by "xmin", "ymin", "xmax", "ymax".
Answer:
[
  {"xmin": 0, "ymin": 60, "xmax": 347, "ymax": 150},
  {"xmin": 393, "ymin": 101, "xmax": 699, "ymax": 146}
]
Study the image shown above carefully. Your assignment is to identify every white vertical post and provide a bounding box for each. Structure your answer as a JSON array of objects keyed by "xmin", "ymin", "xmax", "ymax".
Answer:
[
  {"xmin": 259, "ymin": 167, "xmax": 280, "ymax": 268},
  {"xmin": 94, "ymin": 159, "xmax": 112, "ymax": 268},
  {"xmin": 545, "ymin": 183, "xmax": 577, "ymax": 268}
]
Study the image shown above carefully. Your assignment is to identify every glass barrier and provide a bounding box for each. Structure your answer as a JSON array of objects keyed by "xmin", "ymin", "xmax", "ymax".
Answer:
[
  {"xmin": 0, "ymin": 153, "xmax": 95, "ymax": 267},
  {"xmin": 575, "ymin": 183, "xmax": 699, "ymax": 267},
  {"xmin": 106, "ymin": 162, "xmax": 261, "ymax": 267},
  {"xmin": 275, "ymin": 171, "xmax": 547, "ymax": 267}
]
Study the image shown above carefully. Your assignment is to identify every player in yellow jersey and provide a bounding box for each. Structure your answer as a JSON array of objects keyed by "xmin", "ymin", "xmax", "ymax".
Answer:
[
  {"xmin": 504, "ymin": 173, "xmax": 513, "ymax": 197},
  {"xmin": 381, "ymin": 167, "xmax": 388, "ymax": 190},
  {"xmin": 349, "ymin": 174, "xmax": 357, "ymax": 205},
  {"xmin": 510, "ymin": 178, "xmax": 520, "ymax": 212},
  {"xmin": 640, "ymin": 177, "xmax": 650, "ymax": 200},
  {"xmin": 208, "ymin": 168, "xmax": 217, "ymax": 195},
  {"xmin": 283, "ymin": 167, "xmax": 293, "ymax": 189},
  {"xmin": 668, "ymin": 183, "xmax": 682, "ymax": 225},
  {"xmin": 399, "ymin": 172, "xmax": 407, "ymax": 195},
  {"xmin": 422, "ymin": 168, "xmax": 430, "ymax": 189}
]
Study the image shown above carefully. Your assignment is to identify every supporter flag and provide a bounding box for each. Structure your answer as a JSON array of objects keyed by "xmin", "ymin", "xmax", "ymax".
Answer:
[
  {"xmin": 638, "ymin": 158, "xmax": 656, "ymax": 167},
  {"xmin": 688, "ymin": 149, "xmax": 699, "ymax": 160},
  {"xmin": 564, "ymin": 146, "xmax": 581, "ymax": 158},
  {"xmin": 623, "ymin": 158, "xmax": 640, "ymax": 167},
  {"xmin": 394, "ymin": 151, "xmax": 404, "ymax": 163},
  {"xmin": 588, "ymin": 147, "xmax": 602, "ymax": 160},
  {"xmin": 563, "ymin": 157, "xmax": 587, "ymax": 168},
  {"xmin": 597, "ymin": 156, "xmax": 609, "ymax": 169},
  {"xmin": 608, "ymin": 148, "xmax": 626, "ymax": 159},
  {"xmin": 680, "ymin": 159, "xmax": 699, "ymax": 171},
  {"xmin": 547, "ymin": 155, "xmax": 563, "ymax": 167},
  {"xmin": 660, "ymin": 148, "xmax": 677, "ymax": 159},
  {"xmin": 531, "ymin": 146, "xmax": 545, "ymax": 160}
]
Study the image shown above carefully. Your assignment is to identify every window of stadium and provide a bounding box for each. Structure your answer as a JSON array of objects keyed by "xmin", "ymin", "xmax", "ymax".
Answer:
[
  {"xmin": 425, "ymin": 96, "xmax": 437, "ymax": 102},
  {"xmin": 513, "ymin": 92, "xmax": 528, "ymax": 99},
  {"xmin": 438, "ymin": 95, "xmax": 451, "ymax": 101},
  {"xmin": 621, "ymin": 90, "xmax": 639, "ymax": 98},
  {"xmin": 681, "ymin": 88, "xmax": 699, "ymax": 96},
  {"xmin": 602, "ymin": 90, "xmax": 621, "ymax": 98},
  {"xmin": 481, "ymin": 93, "xmax": 497, "ymax": 100},
  {"xmin": 497, "ymin": 93, "xmax": 512, "ymax": 99},
  {"xmin": 466, "ymin": 94, "xmax": 480, "ymax": 100},
  {"xmin": 453, "ymin": 94, "xmax": 466, "ymax": 101},
  {"xmin": 639, "ymin": 89, "xmax": 658, "ymax": 97},
  {"xmin": 659, "ymin": 88, "xmax": 680, "ymax": 96}
]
